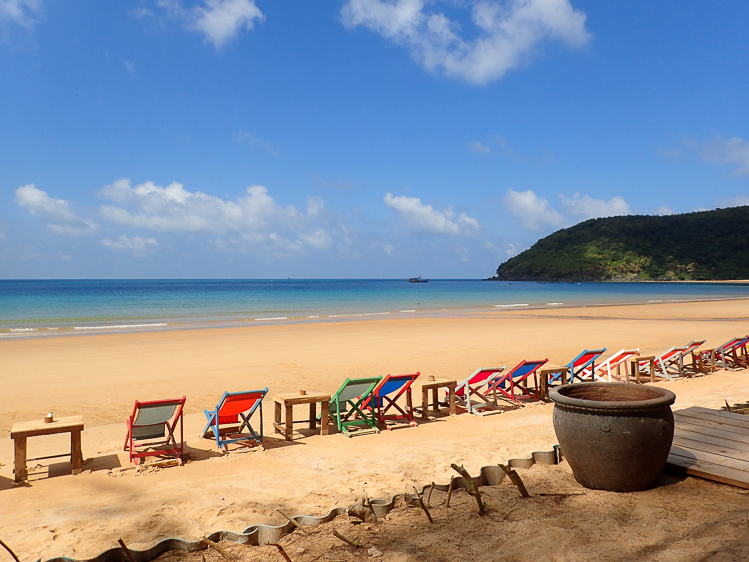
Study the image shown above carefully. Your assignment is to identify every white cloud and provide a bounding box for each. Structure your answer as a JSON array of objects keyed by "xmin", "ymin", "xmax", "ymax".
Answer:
[
  {"xmin": 15, "ymin": 184, "xmax": 97, "ymax": 236},
  {"xmin": 0, "ymin": 0, "xmax": 40, "ymax": 28},
  {"xmin": 341, "ymin": 0, "xmax": 591, "ymax": 85},
  {"xmin": 299, "ymin": 229, "xmax": 333, "ymax": 250},
  {"xmin": 384, "ymin": 192, "xmax": 480, "ymax": 234},
  {"xmin": 97, "ymin": 178, "xmax": 339, "ymax": 256},
  {"xmin": 384, "ymin": 244, "xmax": 394, "ymax": 255},
  {"xmin": 559, "ymin": 192, "xmax": 631, "ymax": 220},
  {"xmin": 469, "ymin": 140, "xmax": 491, "ymax": 155},
  {"xmin": 123, "ymin": 60, "xmax": 136, "ymax": 75},
  {"xmin": 236, "ymin": 130, "xmax": 280, "ymax": 157},
  {"xmin": 503, "ymin": 188, "xmax": 563, "ymax": 231},
  {"xmin": 653, "ymin": 205, "xmax": 676, "ymax": 216},
  {"xmin": 100, "ymin": 235, "xmax": 159, "ymax": 257},
  {"xmin": 157, "ymin": 0, "xmax": 263, "ymax": 49},
  {"xmin": 99, "ymin": 178, "xmax": 305, "ymax": 233},
  {"xmin": 456, "ymin": 246, "xmax": 471, "ymax": 262},
  {"xmin": 697, "ymin": 136, "xmax": 749, "ymax": 176},
  {"xmin": 716, "ymin": 195, "xmax": 749, "ymax": 208}
]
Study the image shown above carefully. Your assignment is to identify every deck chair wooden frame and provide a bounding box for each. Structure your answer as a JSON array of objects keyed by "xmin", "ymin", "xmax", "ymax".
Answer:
[
  {"xmin": 584, "ymin": 349, "xmax": 640, "ymax": 382},
  {"xmin": 490, "ymin": 359, "xmax": 549, "ymax": 404},
  {"xmin": 453, "ymin": 366, "xmax": 507, "ymax": 415},
  {"xmin": 202, "ymin": 388, "xmax": 267, "ymax": 451},
  {"xmin": 559, "ymin": 348, "xmax": 607, "ymax": 384},
  {"xmin": 124, "ymin": 396, "xmax": 186, "ymax": 465},
  {"xmin": 370, "ymin": 372, "xmax": 420, "ymax": 429},
  {"xmin": 717, "ymin": 335, "xmax": 749, "ymax": 370},
  {"xmin": 634, "ymin": 346, "xmax": 690, "ymax": 382},
  {"xmin": 644, "ymin": 340, "xmax": 707, "ymax": 380},
  {"xmin": 329, "ymin": 377, "xmax": 381, "ymax": 437}
]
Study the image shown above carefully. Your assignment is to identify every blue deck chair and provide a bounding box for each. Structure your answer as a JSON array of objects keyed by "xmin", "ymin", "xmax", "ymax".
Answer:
[
  {"xmin": 369, "ymin": 372, "xmax": 421, "ymax": 429},
  {"xmin": 552, "ymin": 348, "xmax": 607, "ymax": 384},
  {"xmin": 329, "ymin": 377, "xmax": 381, "ymax": 437},
  {"xmin": 491, "ymin": 359, "xmax": 548, "ymax": 404},
  {"xmin": 203, "ymin": 388, "xmax": 267, "ymax": 451}
]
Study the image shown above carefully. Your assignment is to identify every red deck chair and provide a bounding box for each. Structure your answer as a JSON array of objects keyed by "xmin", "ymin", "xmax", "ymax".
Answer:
[
  {"xmin": 490, "ymin": 359, "xmax": 549, "ymax": 404},
  {"xmin": 453, "ymin": 366, "xmax": 507, "ymax": 415},
  {"xmin": 124, "ymin": 396, "xmax": 186, "ymax": 465},
  {"xmin": 370, "ymin": 372, "xmax": 421, "ymax": 429},
  {"xmin": 633, "ymin": 346, "xmax": 689, "ymax": 382},
  {"xmin": 203, "ymin": 388, "xmax": 267, "ymax": 451}
]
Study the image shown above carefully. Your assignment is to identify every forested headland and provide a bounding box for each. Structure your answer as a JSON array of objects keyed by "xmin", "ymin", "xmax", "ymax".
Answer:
[{"xmin": 492, "ymin": 206, "xmax": 749, "ymax": 281}]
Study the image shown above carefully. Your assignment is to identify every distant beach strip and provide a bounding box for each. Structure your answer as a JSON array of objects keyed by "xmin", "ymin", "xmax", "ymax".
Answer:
[{"xmin": 1, "ymin": 279, "xmax": 748, "ymax": 338}]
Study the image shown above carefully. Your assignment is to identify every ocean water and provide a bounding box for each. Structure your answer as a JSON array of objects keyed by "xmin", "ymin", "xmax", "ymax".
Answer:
[{"xmin": 1, "ymin": 279, "xmax": 748, "ymax": 338}]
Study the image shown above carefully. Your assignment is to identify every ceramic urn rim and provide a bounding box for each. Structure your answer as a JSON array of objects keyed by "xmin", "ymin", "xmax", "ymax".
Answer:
[{"xmin": 549, "ymin": 382, "xmax": 676, "ymax": 414}]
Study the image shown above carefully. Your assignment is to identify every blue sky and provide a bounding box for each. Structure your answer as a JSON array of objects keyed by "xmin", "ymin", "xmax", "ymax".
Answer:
[{"xmin": 1, "ymin": 0, "xmax": 747, "ymax": 279}]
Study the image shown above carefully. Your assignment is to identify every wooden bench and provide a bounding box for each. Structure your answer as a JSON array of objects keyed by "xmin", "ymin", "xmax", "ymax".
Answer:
[{"xmin": 10, "ymin": 415, "xmax": 84, "ymax": 482}]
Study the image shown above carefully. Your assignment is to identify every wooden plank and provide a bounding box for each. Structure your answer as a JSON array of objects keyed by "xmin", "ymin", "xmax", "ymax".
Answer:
[
  {"xmin": 682, "ymin": 408, "xmax": 749, "ymax": 428},
  {"xmin": 675, "ymin": 407, "xmax": 749, "ymax": 430},
  {"xmin": 674, "ymin": 420, "xmax": 749, "ymax": 446},
  {"xmin": 673, "ymin": 412, "xmax": 749, "ymax": 434},
  {"xmin": 667, "ymin": 406, "xmax": 749, "ymax": 489},
  {"xmin": 673, "ymin": 432, "xmax": 749, "ymax": 460},
  {"xmin": 668, "ymin": 446, "xmax": 749, "ymax": 477},
  {"xmin": 667, "ymin": 451, "xmax": 749, "ymax": 490}
]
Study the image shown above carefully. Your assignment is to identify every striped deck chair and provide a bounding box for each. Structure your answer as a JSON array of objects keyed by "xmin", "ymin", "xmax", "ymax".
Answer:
[
  {"xmin": 202, "ymin": 388, "xmax": 267, "ymax": 451},
  {"xmin": 369, "ymin": 372, "xmax": 420, "ymax": 429},
  {"xmin": 718, "ymin": 335, "xmax": 749, "ymax": 370},
  {"xmin": 647, "ymin": 340, "xmax": 706, "ymax": 380},
  {"xmin": 329, "ymin": 377, "xmax": 382, "ymax": 437},
  {"xmin": 583, "ymin": 349, "xmax": 640, "ymax": 382},
  {"xmin": 453, "ymin": 366, "xmax": 507, "ymax": 415},
  {"xmin": 490, "ymin": 359, "xmax": 549, "ymax": 404},
  {"xmin": 124, "ymin": 396, "xmax": 186, "ymax": 465},
  {"xmin": 693, "ymin": 336, "xmax": 747, "ymax": 372},
  {"xmin": 632, "ymin": 346, "xmax": 690, "ymax": 382}
]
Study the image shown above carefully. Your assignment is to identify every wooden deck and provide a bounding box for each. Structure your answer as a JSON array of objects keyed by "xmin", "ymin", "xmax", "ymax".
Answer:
[{"xmin": 667, "ymin": 406, "xmax": 749, "ymax": 489}]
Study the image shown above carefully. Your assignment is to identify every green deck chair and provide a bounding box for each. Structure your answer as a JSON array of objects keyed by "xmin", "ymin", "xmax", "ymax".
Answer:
[{"xmin": 329, "ymin": 376, "xmax": 382, "ymax": 437}]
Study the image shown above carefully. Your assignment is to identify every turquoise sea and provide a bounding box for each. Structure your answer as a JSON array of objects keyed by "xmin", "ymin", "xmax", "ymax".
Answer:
[{"xmin": 1, "ymin": 279, "xmax": 748, "ymax": 338}]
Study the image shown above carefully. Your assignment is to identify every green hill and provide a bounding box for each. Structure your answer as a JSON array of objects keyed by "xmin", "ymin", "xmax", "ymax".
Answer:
[{"xmin": 492, "ymin": 206, "xmax": 749, "ymax": 281}]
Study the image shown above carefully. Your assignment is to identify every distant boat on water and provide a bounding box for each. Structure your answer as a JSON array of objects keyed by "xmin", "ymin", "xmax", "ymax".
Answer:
[{"xmin": 408, "ymin": 276, "xmax": 429, "ymax": 283}]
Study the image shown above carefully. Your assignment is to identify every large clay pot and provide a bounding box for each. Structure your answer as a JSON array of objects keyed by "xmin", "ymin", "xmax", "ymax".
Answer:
[{"xmin": 549, "ymin": 382, "xmax": 676, "ymax": 492}]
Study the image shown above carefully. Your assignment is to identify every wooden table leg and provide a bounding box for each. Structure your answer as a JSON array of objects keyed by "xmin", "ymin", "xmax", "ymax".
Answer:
[
  {"xmin": 274, "ymin": 400, "xmax": 282, "ymax": 435},
  {"xmin": 284, "ymin": 403, "xmax": 293, "ymax": 441},
  {"xmin": 649, "ymin": 358, "xmax": 655, "ymax": 383},
  {"xmin": 421, "ymin": 388, "xmax": 429, "ymax": 420},
  {"xmin": 431, "ymin": 388, "xmax": 438, "ymax": 413},
  {"xmin": 320, "ymin": 400, "xmax": 330, "ymax": 435},
  {"xmin": 309, "ymin": 402, "xmax": 317, "ymax": 430},
  {"xmin": 14, "ymin": 436, "xmax": 28, "ymax": 483},
  {"xmin": 71, "ymin": 430, "xmax": 83, "ymax": 474},
  {"xmin": 448, "ymin": 384, "xmax": 456, "ymax": 416}
]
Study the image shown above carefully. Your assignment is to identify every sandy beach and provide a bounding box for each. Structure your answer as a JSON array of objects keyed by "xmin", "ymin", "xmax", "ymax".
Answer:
[{"xmin": 2, "ymin": 299, "xmax": 749, "ymax": 561}]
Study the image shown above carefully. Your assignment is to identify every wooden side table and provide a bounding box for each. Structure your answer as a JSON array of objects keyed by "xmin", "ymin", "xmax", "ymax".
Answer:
[
  {"xmin": 10, "ymin": 415, "xmax": 84, "ymax": 482},
  {"xmin": 693, "ymin": 348, "xmax": 716, "ymax": 375},
  {"xmin": 537, "ymin": 366, "xmax": 570, "ymax": 401},
  {"xmin": 417, "ymin": 379, "xmax": 456, "ymax": 420},
  {"xmin": 273, "ymin": 392, "xmax": 331, "ymax": 441},
  {"xmin": 630, "ymin": 356, "xmax": 655, "ymax": 383}
]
